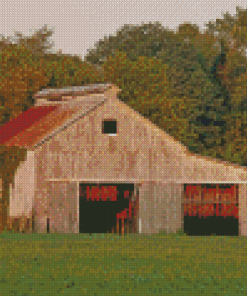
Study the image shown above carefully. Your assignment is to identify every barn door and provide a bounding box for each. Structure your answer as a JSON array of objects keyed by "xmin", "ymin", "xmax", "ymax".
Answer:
[
  {"xmin": 183, "ymin": 184, "xmax": 239, "ymax": 236},
  {"xmin": 79, "ymin": 183, "xmax": 136, "ymax": 234}
]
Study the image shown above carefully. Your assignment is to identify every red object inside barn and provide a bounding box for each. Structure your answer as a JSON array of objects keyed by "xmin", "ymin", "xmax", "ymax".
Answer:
[
  {"xmin": 85, "ymin": 185, "xmax": 135, "ymax": 234},
  {"xmin": 184, "ymin": 185, "xmax": 238, "ymax": 218}
]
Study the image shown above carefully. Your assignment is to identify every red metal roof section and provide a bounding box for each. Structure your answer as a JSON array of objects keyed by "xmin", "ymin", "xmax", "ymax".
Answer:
[
  {"xmin": 8, "ymin": 106, "xmax": 77, "ymax": 148},
  {"xmin": 0, "ymin": 105, "xmax": 58, "ymax": 146}
]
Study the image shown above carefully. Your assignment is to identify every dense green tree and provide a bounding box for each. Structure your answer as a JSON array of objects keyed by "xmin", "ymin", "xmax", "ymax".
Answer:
[
  {"xmin": 0, "ymin": 43, "xmax": 49, "ymax": 121},
  {"xmin": 184, "ymin": 40, "xmax": 232, "ymax": 154},
  {"xmin": 143, "ymin": 28, "xmax": 235, "ymax": 156},
  {"xmin": 202, "ymin": 6, "xmax": 247, "ymax": 96},
  {"xmin": 201, "ymin": 7, "xmax": 247, "ymax": 164},
  {"xmin": 40, "ymin": 52, "xmax": 105, "ymax": 92},
  {"xmin": 84, "ymin": 22, "xmax": 177, "ymax": 66}
]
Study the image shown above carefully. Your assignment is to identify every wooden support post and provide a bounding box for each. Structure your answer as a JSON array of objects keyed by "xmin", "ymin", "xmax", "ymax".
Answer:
[
  {"xmin": 216, "ymin": 184, "xmax": 220, "ymax": 216},
  {"xmin": 7, "ymin": 216, "xmax": 13, "ymax": 231},
  {"xmin": 29, "ymin": 216, "xmax": 32, "ymax": 233},
  {"xmin": 135, "ymin": 196, "xmax": 139, "ymax": 233},
  {"xmin": 216, "ymin": 184, "xmax": 219, "ymax": 202},
  {"xmin": 26, "ymin": 217, "xmax": 30, "ymax": 233},
  {"xmin": 121, "ymin": 218, "xmax": 124, "ymax": 235},
  {"xmin": 126, "ymin": 221, "xmax": 129, "ymax": 234},
  {"xmin": 22, "ymin": 216, "xmax": 26, "ymax": 232},
  {"xmin": 200, "ymin": 184, "xmax": 206, "ymax": 217},
  {"xmin": 19, "ymin": 217, "xmax": 24, "ymax": 232},
  {"xmin": 116, "ymin": 218, "xmax": 119, "ymax": 234},
  {"xmin": 233, "ymin": 184, "xmax": 237, "ymax": 203}
]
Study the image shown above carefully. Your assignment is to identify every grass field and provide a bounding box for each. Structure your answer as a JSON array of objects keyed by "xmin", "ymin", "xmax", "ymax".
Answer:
[{"xmin": 0, "ymin": 231, "xmax": 246, "ymax": 296}]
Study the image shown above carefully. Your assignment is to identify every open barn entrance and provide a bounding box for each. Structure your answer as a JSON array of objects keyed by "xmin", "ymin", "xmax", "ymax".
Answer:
[
  {"xmin": 183, "ymin": 184, "xmax": 239, "ymax": 236},
  {"xmin": 79, "ymin": 183, "xmax": 138, "ymax": 234}
]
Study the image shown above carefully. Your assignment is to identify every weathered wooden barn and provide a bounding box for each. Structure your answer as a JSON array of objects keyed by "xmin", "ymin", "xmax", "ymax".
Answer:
[{"xmin": 1, "ymin": 83, "xmax": 247, "ymax": 235}]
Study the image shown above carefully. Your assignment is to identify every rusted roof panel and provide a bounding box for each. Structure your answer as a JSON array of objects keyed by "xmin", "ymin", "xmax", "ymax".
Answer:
[
  {"xmin": 0, "ymin": 106, "xmax": 58, "ymax": 146},
  {"xmin": 4, "ymin": 105, "xmax": 70, "ymax": 148}
]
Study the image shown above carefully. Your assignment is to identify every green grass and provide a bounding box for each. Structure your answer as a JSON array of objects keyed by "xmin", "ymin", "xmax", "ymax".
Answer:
[{"xmin": 0, "ymin": 231, "xmax": 246, "ymax": 296}]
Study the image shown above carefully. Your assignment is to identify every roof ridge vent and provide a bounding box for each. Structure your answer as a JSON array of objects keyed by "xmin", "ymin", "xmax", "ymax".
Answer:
[
  {"xmin": 34, "ymin": 83, "xmax": 114, "ymax": 104},
  {"xmin": 35, "ymin": 83, "xmax": 112, "ymax": 96}
]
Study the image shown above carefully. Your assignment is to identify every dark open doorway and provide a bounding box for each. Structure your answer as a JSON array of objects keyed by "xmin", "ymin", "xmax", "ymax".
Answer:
[
  {"xmin": 184, "ymin": 215, "xmax": 239, "ymax": 236},
  {"xmin": 183, "ymin": 184, "xmax": 239, "ymax": 236},
  {"xmin": 79, "ymin": 183, "xmax": 135, "ymax": 234}
]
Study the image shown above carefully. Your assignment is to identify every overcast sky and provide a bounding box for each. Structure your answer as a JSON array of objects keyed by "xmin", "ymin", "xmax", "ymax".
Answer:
[{"xmin": 1, "ymin": 0, "xmax": 246, "ymax": 61}]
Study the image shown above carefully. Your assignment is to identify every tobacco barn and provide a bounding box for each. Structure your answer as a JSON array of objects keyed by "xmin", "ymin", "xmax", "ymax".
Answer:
[{"xmin": 1, "ymin": 83, "xmax": 247, "ymax": 236}]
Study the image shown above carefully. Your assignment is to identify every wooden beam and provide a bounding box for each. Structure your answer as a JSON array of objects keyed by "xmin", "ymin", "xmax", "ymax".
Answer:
[
  {"xmin": 121, "ymin": 218, "xmax": 124, "ymax": 235},
  {"xmin": 116, "ymin": 219, "xmax": 119, "ymax": 234},
  {"xmin": 216, "ymin": 184, "xmax": 219, "ymax": 203},
  {"xmin": 183, "ymin": 201, "xmax": 238, "ymax": 204}
]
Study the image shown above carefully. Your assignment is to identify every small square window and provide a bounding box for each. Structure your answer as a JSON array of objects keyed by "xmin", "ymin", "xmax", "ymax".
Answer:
[{"xmin": 102, "ymin": 120, "xmax": 117, "ymax": 134}]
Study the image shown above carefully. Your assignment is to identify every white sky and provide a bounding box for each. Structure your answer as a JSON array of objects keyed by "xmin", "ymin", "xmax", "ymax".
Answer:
[{"xmin": 1, "ymin": 0, "xmax": 246, "ymax": 61}]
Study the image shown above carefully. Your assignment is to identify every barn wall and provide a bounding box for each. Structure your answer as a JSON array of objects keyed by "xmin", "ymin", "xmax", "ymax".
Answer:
[
  {"xmin": 9, "ymin": 151, "xmax": 35, "ymax": 218},
  {"xmin": 43, "ymin": 182, "xmax": 78, "ymax": 233},
  {"xmin": 33, "ymin": 153, "xmax": 50, "ymax": 233},
  {"xmin": 34, "ymin": 96, "xmax": 187, "ymax": 183},
  {"xmin": 239, "ymin": 183, "xmax": 247, "ymax": 236},
  {"xmin": 139, "ymin": 182, "xmax": 183, "ymax": 234},
  {"xmin": 180, "ymin": 154, "xmax": 247, "ymax": 183},
  {"xmin": 33, "ymin": 175, "xmax": 78, "ymax": 233}
]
